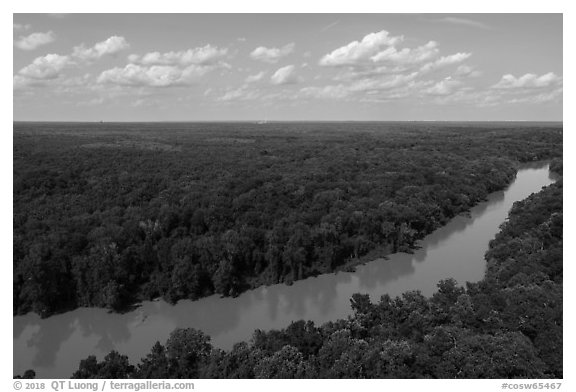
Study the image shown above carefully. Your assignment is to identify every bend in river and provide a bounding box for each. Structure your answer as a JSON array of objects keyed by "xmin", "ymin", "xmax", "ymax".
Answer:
[{"xmin": 13, "ymin": 162, "xmax": 558, "ymax": 378}]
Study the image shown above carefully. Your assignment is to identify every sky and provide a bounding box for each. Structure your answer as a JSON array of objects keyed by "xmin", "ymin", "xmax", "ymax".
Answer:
[{"xmin": 13, "ymin": 13, "xmax": 563, "ymax": 121}]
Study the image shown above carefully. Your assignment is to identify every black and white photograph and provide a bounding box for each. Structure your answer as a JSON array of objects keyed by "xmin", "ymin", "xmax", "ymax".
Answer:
[{"xmin": 10, "ymin": 6, "xmax": 567, "ymax": 389}]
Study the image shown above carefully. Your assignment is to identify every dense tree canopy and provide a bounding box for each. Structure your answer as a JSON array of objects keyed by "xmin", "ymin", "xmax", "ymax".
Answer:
[
  {"xmin": 67, "ymin": 174, "xmax": 562, "ymax": 379},
  {"xmin": 13, "ymin": 122, "xmax": 561, "ymax": 317}
]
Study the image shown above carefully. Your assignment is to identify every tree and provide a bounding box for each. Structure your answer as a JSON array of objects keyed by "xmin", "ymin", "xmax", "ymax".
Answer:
[
  {"xmin": 254, "ymin": 345, "xmax": 307, "ymax": 378},
  {"xmin": 136, "ymin": 342, "xmax": 169, "ymax": 378},
  {"xmin": 72, "ymin": 352, "xmax": 135, "ymax": 379},
  {"xmin": 165, "ymin": 328, "xmax": 213, "ymax": 378}
]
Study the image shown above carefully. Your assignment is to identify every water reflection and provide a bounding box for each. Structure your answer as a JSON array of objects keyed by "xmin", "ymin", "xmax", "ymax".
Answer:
[{"xmin": 13, "ymin": 163, "xmax": 556, "ymax": 378}]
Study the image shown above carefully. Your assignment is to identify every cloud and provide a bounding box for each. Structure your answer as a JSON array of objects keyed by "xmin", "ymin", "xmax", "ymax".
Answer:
[
  {"xmin": 300, "ymin": 85, "xmax": 350, "ymax": 100},
  {"xmin": 424, "ymin": 78, "xmax": 463, "ymax": 96},
  {"xmin": 13, "ymin": 23, "xmax": 31, "ymax": 31},
  {"xmin": 129, "ymin": 45, "xmax": 228, "ymax": 66},
  {"xmin": 250, "ymin": 43, "xmax": 294, "ymax": 63},
  {"xmin": 320, "ymin": 20, "xmax": 340, "ymax": 32},
  {"xmin": 13, "ymin": 74, "xmax": 47, "ymax": 90},
  {"xmin": 437, "ymin": 85, "xmax": 563, "ymax": 107},
  {"xmin": 270, "ymin": 65, "xmax": 299, "ymax": 85},
  {"xmin": 436, "ymin": 17, "xmax": 491, "ymax": 30},
  {"xmin": 503, "ymin": 88, "xmax": 563, "ymax": 104},
  {"xmin": 348, "ymin": 72, "xmax": 421, "ymax": 93},
  {"xmin": 319, "ymin": 30, "xmax": 403, "ymax": 66},
  {"xmin": 429, "ymin": 71, "xmax": 563, "ymax": 107},
  {"xmin": 97, "ymin": 63, "xmax": 212, "ymax": 87},
  {"xmin": 492, "ymin": 72, "xmax": 562, "ymax": 89},
  {"xmin": 245, "ymin": 71, "xmax": 266, "ymax": 83},
  {"xmin": 304, "ymin": 29, "xmax": 481, "ymax": 105},
  {"xmin": 216, "ymin": 68, "xmax": 305, "ymax": 102},
  {"xmin": 218, "ymin": 86, "xmax": 262, "ymax": 101},
  {"xmin": 473, "ymin": 72, "xmax": 563, "ymax": 106},
  {"xmin": 320, "ymin": 30, "xmax": 470, "ymax": 81},
  {"xmin": 419, "ymin": 52, "xmax": 472, "ymax": 73},
  {"xmin": 17, "ymin": 54, "xmax": 73, "ymax": 80},
  {"xmin": 14, "ymin": 31, "xmax": 55, "ymax": 50},
  {"xmin": 73, "ymin": 36, "xmax": 130, "ymax": 60},
  {"xmin": 14, "ymin": 36, "xmax": 131, "ymax": 90},
  {"xmin": 370, "ymin": 41, "xmax": 439, "ymax": 64},
  {"xmin": 455, "ymin": 65, "xmax": 481, "ymax": 78},
  {"xmin": 97, "ymin": 44, "xmax": 230, "ymax": 88}
]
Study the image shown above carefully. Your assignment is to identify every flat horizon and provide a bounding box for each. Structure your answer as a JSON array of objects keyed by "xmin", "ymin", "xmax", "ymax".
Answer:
[{"xmin": 13, "ymin": 119, "xmax": 564, "ymax": 123}]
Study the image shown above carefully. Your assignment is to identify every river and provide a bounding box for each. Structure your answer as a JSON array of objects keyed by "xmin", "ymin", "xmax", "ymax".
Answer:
[{"xmin": 13, "ymin": 162, "xmax": 558, "ymax": 378}]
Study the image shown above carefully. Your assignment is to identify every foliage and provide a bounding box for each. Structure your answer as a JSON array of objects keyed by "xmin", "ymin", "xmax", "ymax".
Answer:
[
  {"xmin": 13, "ymin": 122, "xmax": 562, "ymax": 317},
  {"xmin": 70, "ymin": 175, "xmax": 563, "ymax": 378}
]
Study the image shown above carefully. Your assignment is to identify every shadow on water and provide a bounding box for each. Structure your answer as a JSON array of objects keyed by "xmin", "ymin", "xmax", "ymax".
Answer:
[
  {"xmin": 13, "ymin": 313, "xmax": 39, "ymax": 340},
  {"xmin": 13, "ymin": 163, "xmax": 556, "ymax": 378},
  {"xmin": 75, "ymin": 308, "xmax": 133, "ymax": 354}
]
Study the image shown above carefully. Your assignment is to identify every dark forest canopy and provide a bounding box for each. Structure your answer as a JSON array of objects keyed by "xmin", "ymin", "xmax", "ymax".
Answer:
[
  {"xmin": 13, "ymin": 122, "xmax": 562, "ymax": 318},
  {"xmin": 62, "ymin": 174, "xmax": 562, "ymax": 379}
]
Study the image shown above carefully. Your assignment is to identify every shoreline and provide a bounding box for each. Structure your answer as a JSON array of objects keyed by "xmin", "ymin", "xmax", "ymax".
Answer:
[{"xmin": 14, "ymin": 160, "xmax": 552, "ymax": 321}]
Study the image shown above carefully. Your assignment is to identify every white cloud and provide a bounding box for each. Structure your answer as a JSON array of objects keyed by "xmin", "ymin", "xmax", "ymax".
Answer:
[
  {"xmin": 250, "ymin": 43, "xmax": 294, "ymax": 63},
  {"xmin": 455, "ymin": 65, "xmax": 481, "ymax": 78},
  {"xmin": 97, "ymin": 44, "xmax": 229, "ymax": 88},
  {"xmin": 424, "ymin": 78, "xmax": 463, "ymax": 96},
  {"xmin": 370, "ymin": 41, "xmax": 439, "ymax": 64},
  {"xmin": 245, "ymin": 71, "xmax": 266, "ymax": 83},
  {"xmin": 14, "ymin": 31, "xmax": 55, "ymax": 50},
  {"xmin": 429, "ymin": 71, "xmax": 563, "ymax": 107},
  {"xmin": 270, "ymin": 65, "xmax": 299, "ymax": 85},
  {"xmin": 492, "ymin": 72, "xmax": 562, "ymax": 89},
  {"xmin": 504, "ymin": 88, "xmax": 563, "ymax": 104},
  {"xmin": 218, "ymin": 86, "xmax": 262, "ymax": 101},
  {"xmin": 319, "ymin": 30, "xmax": 403, "ymax": 66},
  {"xmin": 13, "ymin": 23, "xmax": 32, "ymax": 31},
  {"xmin": 73, "ymin": 36, "xmax": 130, "ymax": 60},
  {"xmin": 93, "ymin": 43, "xmax": 230, "ymax": 89},
  {"xmin": 129, "ymin": 45, "xmax": 228, "ymax": 66},
  {"xmin": 419, "ymin": 52, "xmax": 472, "ymax": 73},
  {"xmin": 97, "ymin": 63, "xmax": 211, "ymax": 87},
  {"xmin": 18, "ymin": 54, "xmax": 73, "ymax": 80},
  {"xmin": 435, "ymin": 53, "xmax": 472, "ymax": 66},
  {"xmin": 464, "ymin": 72, "xmax": 564, "ymax": 107},
  {"xmin": 319, "ymin": 30, "xmax": 471, "ymax": 87},
  {"xmin": 14, "ymin": 36, "xmax": 132, "ymax": 90},
  {"xmin": 305, "ymin": 30, "xmax": 479, "ymax": 104},
  {"xmin": 442, "ymin": 86, "xmax": 563, "ymax": 107}
]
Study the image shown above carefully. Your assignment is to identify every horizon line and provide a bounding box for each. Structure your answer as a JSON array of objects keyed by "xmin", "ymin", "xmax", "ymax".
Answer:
[{"xmin": 13, "ymin": 120, "xmax": 564, "ymax": 123}]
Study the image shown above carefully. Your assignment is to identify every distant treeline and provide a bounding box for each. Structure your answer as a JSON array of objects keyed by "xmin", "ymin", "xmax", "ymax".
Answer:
[
  {"xmin": 55, "ymin": 169, "xmax": 561, "ymax": 379},
  {"xmin": 13, "ymin": 123, "xmax": 562, "ymax": 317}
]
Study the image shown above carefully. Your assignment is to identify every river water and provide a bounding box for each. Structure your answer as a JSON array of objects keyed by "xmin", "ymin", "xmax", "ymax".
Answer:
[{"xmin": 13, "ymin": 162, "xmax": 557, "ymax": 378}]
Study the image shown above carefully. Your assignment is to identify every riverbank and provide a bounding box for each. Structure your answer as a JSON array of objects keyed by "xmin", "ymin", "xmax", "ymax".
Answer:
[
  {"xmin": 29, "ymin": 165, "xmax": 563, "ymax": 379},
  {"xmin": 14, "ymin": 162, "xmax": 558, "ymax": 378},
  {"xmin": 15, "ymin": 122, "xmax": 562, "ymax": 319}
]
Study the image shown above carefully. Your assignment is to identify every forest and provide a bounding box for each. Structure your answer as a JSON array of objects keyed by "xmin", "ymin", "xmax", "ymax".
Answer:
[
  {"xmin": 53, "ymin": 164, "xmax": 561, "ymax": 379},
  {"xmin": 13, "ymin": 122, "xmax": 562, "ymax": 318}
]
